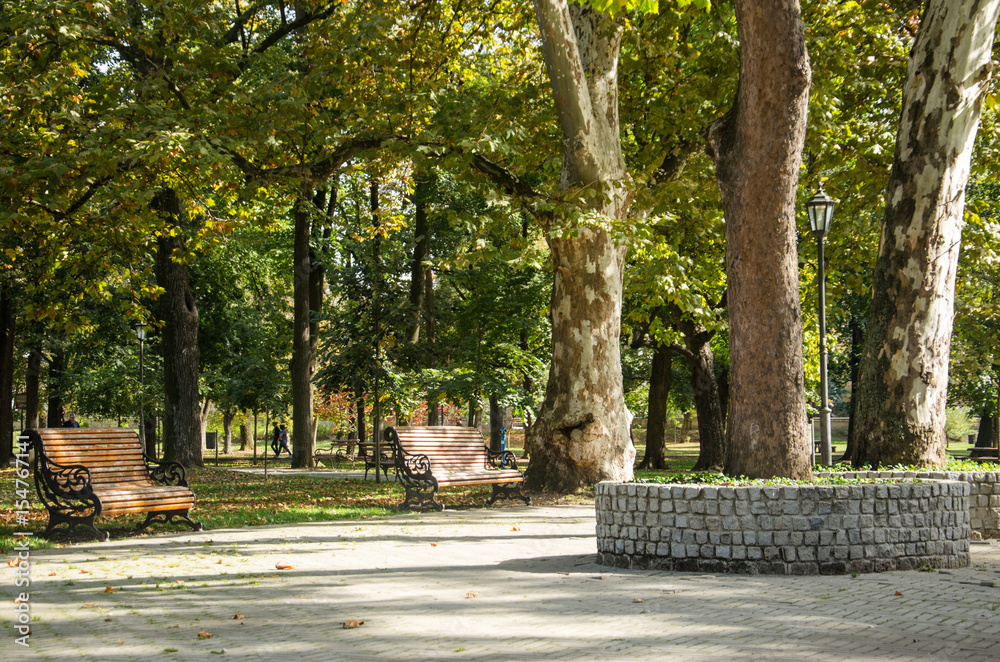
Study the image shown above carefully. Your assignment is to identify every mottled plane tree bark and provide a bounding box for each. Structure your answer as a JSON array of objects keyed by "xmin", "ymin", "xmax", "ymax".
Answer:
[
  {"xmin": 707, "ymin": 0, "xmax": 812, "ymax": 479},
  {"xmin": 524, "ymin": 0, "xmax": 636, "ymax": 491},
  {"xmin": 853, "ymin": 0, "xmax": 1000, "ymax": 467}
]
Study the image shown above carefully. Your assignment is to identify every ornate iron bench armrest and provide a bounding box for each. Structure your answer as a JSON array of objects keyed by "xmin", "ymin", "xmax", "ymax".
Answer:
[
  {"xmin": 25, "ymin": 429, "xmax": 96, "ymax": 499},
  {"xmin": 485, "ymin": 447, "xmax": 520, "ymax": 471},
  {"xmin": 37, "ymin": 457, "xmax": 96, "ymax": 500},
  {"xmin": 144, "ymin": 456, "xmax": 189, "ymax": 487},
  {"xmin": 395, "ymin": 445, "xmax": 434, "ymax": 480}
]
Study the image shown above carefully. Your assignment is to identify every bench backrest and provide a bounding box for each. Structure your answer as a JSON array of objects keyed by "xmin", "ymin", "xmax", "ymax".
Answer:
[
  {"xmin": 33, "ymin": 428, "xmax": 154, "ymax": 488},
  {"xmin": 390, "ymin": 426, "xmax": 490, "ymax": 473},
  {"xmin": 356, "ymin": 440, "xmax": 396, "ymax": 460}
]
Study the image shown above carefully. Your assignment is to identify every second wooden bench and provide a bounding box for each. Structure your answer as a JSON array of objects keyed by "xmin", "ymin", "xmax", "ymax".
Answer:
[{"xmin": 384, "ymin": 425, "xmax": 531, "ymax": 511}]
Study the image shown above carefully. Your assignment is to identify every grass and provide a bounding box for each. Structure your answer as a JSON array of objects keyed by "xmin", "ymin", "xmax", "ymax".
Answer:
[{"xmin": 0, "ymin": 461, "xmax": 589, "ymax": 551}]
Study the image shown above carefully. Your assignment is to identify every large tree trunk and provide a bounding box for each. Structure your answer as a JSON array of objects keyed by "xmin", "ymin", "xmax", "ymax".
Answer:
[
  {"xmin": 290, "ymin": 190, "xmax": 315, "ymax": 468},
  {"xmin": 154, "ymin": 188, "xmax": 202, "ymax": 467},
  {"xmin": 0, "ymin": 283, "xmax": 15, "ymax": 463},
  {"xmin": 489, "ymin": 394, "xmax": 503, "ymax": 451},
  {"xmin": 842, "ymin": 316, "xmax": 865, "ymax": 463},
  {"xmin": 853, "ymin": 0, "xmax": 1000, "ymax": 468},
  {"xmin": 680, "ymin": 321, "xmax": 726, "ymax": 471},
  {"xmin": 639, "ymin": 343, "xmax": 672, "ymax": 470},
  {"xmin": 526, "ymin": 0, "xmax": 635, "ymax": 491},
  {"xmin": 46, "ymin": 346, "xmax": 65, "ymax": 427},
  {"xmin": 408, "ymin": 175, "xmax": 432, "ymax": 344},
  {"xmin": 424, "ymin": 251, "xmax": 438, "ymax": 425},
  {"xmin": 307, "ymin": 186, "xmax": 335, "ymax": 455},
  {"xmin": 708, "ymin": 0, "xmax": 812, "ymax": 479},
  {"xmin": 144, "ymin": 416, "xmax": 157, "ymax": 457},
  {"xmin": 26, "ymin": 348, "xmax": 42, "ymax": 429}
]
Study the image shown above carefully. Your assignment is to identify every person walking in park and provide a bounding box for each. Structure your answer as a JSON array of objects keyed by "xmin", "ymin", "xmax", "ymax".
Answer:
[
  {"xmin": 273, "ymin": 424, "xmax": 291, "ymax": 458},
  {"xmin": 62, "ymin": 413, "xmax": 80, "ymax": 428},
  {"xmin": 270, "ymin": 423, "xmax": 281, "ymax": 456}
]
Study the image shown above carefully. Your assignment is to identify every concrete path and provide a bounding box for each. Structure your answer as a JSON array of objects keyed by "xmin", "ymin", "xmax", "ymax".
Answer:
[{"xmin": 4, "ymin": 505, "xmax": 1000, "ymax": 661}]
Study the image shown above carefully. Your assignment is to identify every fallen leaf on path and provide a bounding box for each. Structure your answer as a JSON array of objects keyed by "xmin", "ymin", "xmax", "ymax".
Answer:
[
  {"xmin": 104, "ymin": 586, "xmax": 118, "ymax": 593},
  {"xmin": 198, "ymin": 629, "xmax": 214, "ymax": 639},
  {"xmin": 80, "ymin": 569, "xmax": 89, "ymax": 574},
  {"xmin": 894, "ymin": 591, "xmax": 903, "ymax": 596},
  {"xmin": 557, "ymin": 572, "xmax": 570, "ymax": 576},
  {"xmin": 81, "ymin": 604, "xmax": 95, "ymax": 609},
  {"xmin": 48, "ymin": 572, "xmax": 57, "ymax": 576},
  {"xmin": 232, "ymin": 614, "xmax": 244, "ymax": 620},
  {"xmin": 117, "ymin": 639, "xmax": 124, "ymax": 645},
  {"xmin": 632, "ymin": 599, "xmax": 645, "ymax": 603},
  {"xmin": 466, "ymin": 592, "xmax": 477, "ymax": 598},
  {"xmin": 342, "ymin": 619, "xmax": 364, "ymax": 629},
  {"xmin": 511, "ymin": 526, "xmax": 520, "ymax": 531},
  {"xmin": 6, "ymin": 559, "xmax": 19, "ymax": 567},
  {"xmin": 216, "ymin": 560, "xmax": 223, "ymax": 564},
  {"xmin": 429, "ymin": 543, "xmax": 437, "ymax": 547},
  {"xmin": 275, "ymin": 562, "xmax": 293, "ymax": 570}
]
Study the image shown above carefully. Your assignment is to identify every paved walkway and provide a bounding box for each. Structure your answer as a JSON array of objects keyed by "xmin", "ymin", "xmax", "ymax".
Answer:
[{"xmin": 5, "ymin": 506, "xmax": 1000, "ymax": 661}]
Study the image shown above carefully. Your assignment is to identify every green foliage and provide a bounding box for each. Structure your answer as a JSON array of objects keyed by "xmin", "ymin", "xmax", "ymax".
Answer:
[
  {"xmin": 944, "ymin": 407, "xmax": 976, "ymax": 441},
  {"xmin": 576, "ymin": 0, "xmax": 711, "ymax": 16},
  {"xmin": 639, "ymin": 472, "xmax": 917, "ymax": 486}
]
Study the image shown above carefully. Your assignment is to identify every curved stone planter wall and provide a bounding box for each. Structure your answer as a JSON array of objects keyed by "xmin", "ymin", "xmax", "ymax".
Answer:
[
  {"xmin": 819, "ymin": 471, "xmax": 1000, "ymax": 540},
  {"xmin": 595, "ymin": 480, "xmax": 970, "ymax": 575}
]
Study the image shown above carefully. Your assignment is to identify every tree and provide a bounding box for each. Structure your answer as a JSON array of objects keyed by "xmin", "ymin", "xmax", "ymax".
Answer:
[
  {"xmin": 707, "ymin": 0, "xmax": 813, "ymax": 479},
  {"xmin": 853, "ymin": 0, "xmax": 1000, "ymax": 467},
  {"xmin": 522, "ymin": 0, "xmax": 637, "ymax": 491}
]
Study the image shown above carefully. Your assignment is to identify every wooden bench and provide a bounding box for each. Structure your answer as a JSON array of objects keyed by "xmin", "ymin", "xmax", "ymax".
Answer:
[
  {"xmin": 384, "ymin": 425, "xmax": 531, "ymax": 511},
  {"xmin": 313, "ymin": 438, "xmax": 359, "ymax": 466},
  {"xmin": 23, "ymin": 428, "xmax": 203, "ymax": 541},
  {"xmin": 357, "ymin": 440, "xmax": 397, "ymax": 481}
]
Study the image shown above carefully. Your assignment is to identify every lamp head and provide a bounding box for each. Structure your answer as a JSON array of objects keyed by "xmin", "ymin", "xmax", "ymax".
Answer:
[
  {"xmin": 806, "ymin": 188, "xmax": 836, "ymax": 237},
  {"xmin": 134, "ymin": 322, "xmax": 148, "ymax": 341}
]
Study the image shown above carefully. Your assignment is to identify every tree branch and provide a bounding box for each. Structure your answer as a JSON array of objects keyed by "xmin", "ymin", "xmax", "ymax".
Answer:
[{"xmin": 470, "ymin": 153, "xmax": 540, "ymax": 199}]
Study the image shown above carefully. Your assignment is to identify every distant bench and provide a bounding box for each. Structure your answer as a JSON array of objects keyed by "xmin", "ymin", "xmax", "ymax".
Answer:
[
  {"xmin": 23, "ymin": 428, "xmax": 202, "ymax": 541},
  {"xmin": 357, "ymin": 440, "xmax": 397, "ymax": 480},
  {"xmin": 384, "ymin": 426, "xmax": 531, "ymax": 511},
  {"xmin": 313, "ymin": 438, "xmax": 359, "ymax": 466}
]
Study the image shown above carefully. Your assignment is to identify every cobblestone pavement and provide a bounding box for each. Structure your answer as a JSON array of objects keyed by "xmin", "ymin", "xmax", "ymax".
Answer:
[{"xmin": 4, "ymin": 505, "xmax": 1000, "ymax": 661}]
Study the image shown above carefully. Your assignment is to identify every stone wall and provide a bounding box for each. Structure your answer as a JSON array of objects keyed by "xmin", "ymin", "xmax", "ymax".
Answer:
[
  {"xmin": 595, "ymin": 480, "xmax": 970, "ymax": 575},
  {"xmin": 820, "ymin": 471, "xmax": 1000, "ymax": 540}
]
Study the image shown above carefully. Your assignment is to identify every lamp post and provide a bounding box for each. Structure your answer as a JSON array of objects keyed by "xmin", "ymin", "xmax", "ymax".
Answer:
[
  {"xmin": 806, "ymin": 187, "xmax": 836, "ymax": 466},
  {"xmin": 134, "ymin": 322, "xmax": 149, "ymax": 457}
]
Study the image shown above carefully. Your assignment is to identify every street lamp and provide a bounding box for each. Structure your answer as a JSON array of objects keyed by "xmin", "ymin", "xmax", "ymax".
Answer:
[
  {"xmin": 134, "ymin": 322, "xmax": 149, "ymax": 457},
  {"xmin": 806, "ymin": 187, "xmax": 836, "ymax": 466}
]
